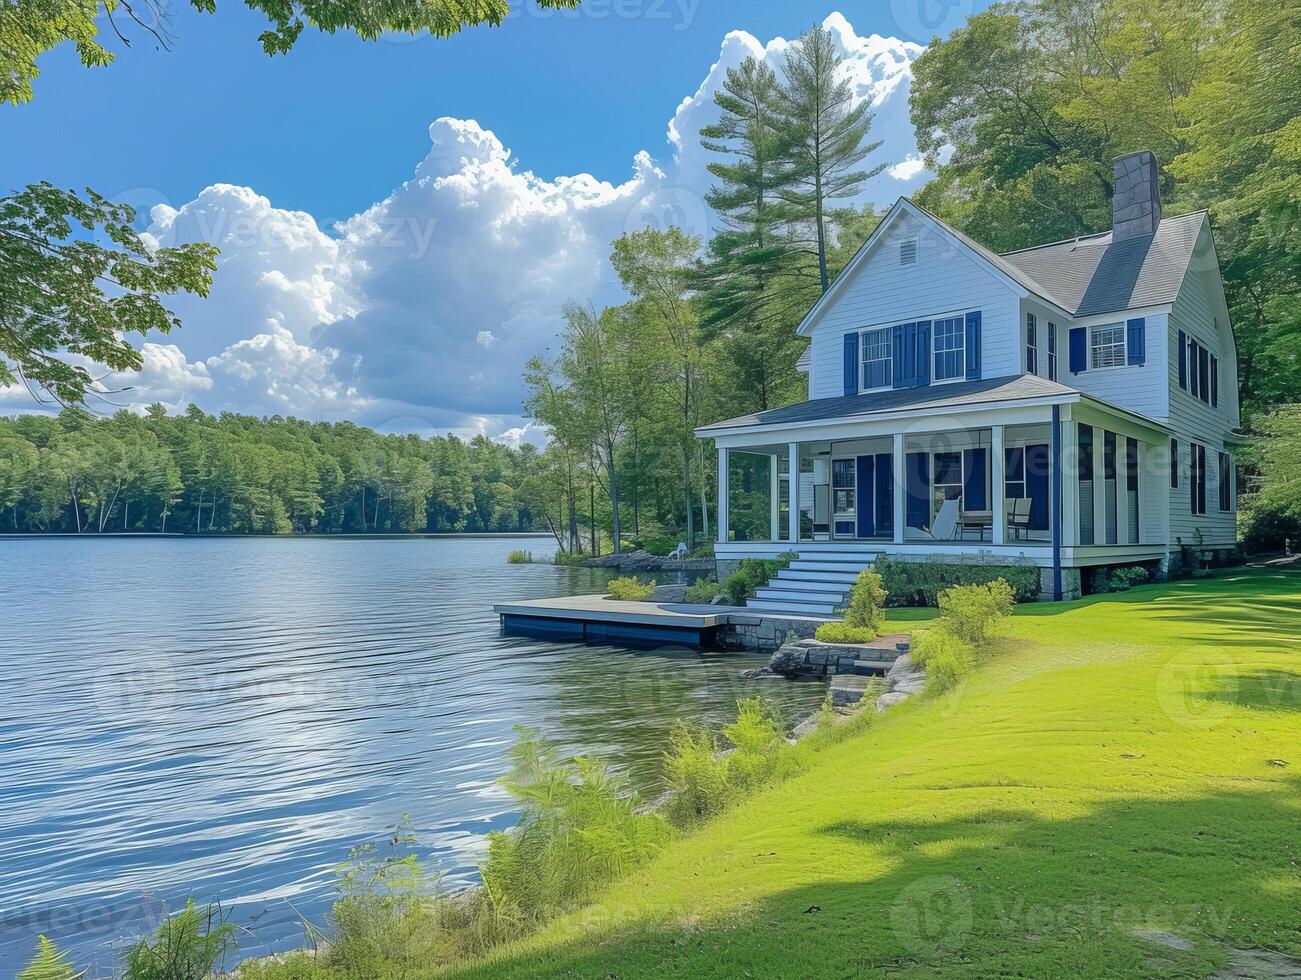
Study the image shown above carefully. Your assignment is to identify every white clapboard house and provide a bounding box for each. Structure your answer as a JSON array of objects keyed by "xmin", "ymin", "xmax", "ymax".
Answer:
[{"xmin": 697, "ymin": 152, "xmax": 1242, "ymax": 611}]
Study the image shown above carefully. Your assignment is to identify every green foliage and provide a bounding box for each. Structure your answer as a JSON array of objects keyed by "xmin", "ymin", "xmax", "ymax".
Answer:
[
  {"xmin": 910, "ymin": 0, "xmax": 1300, "ymax": 418},
  {"xmin": 843, "ymin": 569, "xmax": 887, "ymax": 635},
  {"xmin": 911, "ymin": 627, "xmax": 976, "ymax": 696},
  {"xmin": 122, "ymin": 900, "xmax": 235, "ymax": 980},
  {"xmin": 1, "ymin": 0, "xmax": 582, "ymax": 104},
  {"xmin": 607, "ymin": 576, "xmax": 656, "ymax": 601},
  {"xmin": 662, "ymin": 724, "xmax": 734, "ymax": 828},
  {"xmin": 0, "ymin": 410, "xmax": 542, "ymax": 535},
  {"xmin": 482, "ymin": 726, "xmax": 670, "ymax": 926},
  {"xmin": 722, "ymin": 698, "xmax": 791, "ymax": 794},
  {"xmin": 875, "ymin": 555, "xmax": 1039, "ymax": 607},
  {"xmin": 814, "ymin": 622, "xmax": 876, "ymax": 644},
  {"xmin": 641, "ymin": 534, "xmax": 680, "ymax": 557},
  {"xmin": 685, "ymin": 578, "xmax": 721, "ymax": 603},
  {"xmin": 1241, "ymin": 405, "xmax": 1301, "ymax": 552},
  {"xmin": 0, "ymin": 184, "xmax": 217, "ymax": 406},
  {"xmin": 723, "ymin": 555, "xmax": 794, "ymax": 605},
  {"xmin": 1098, "ymin": 564, "xmax": 1151, "ymax": 592},
  {"xmin": 937, "ymin": 579, "xmax": 1015, "ymax": 645},
  {"xmin": 18, "ymin": 936, "xmax": 80, "ymax": 980},
  {"xmin": 506, "ymin": 549, "xmax": 532, "ymax": 564}
]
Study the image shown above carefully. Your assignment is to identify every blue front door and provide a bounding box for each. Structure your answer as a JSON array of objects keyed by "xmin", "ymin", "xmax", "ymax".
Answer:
[{"xmin": 855, "ymin": 453, "xmax": 894, "ymax": 538}]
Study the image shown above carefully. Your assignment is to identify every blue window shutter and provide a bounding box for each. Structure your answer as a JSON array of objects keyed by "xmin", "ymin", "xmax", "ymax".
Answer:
[
  {"xmin": 1126, "ymin": 317, "xmax": 1145, "ymax": 365},
  {"xmin": 1068, "ymin": 327, "xmax": 1087, "ymax": 374},
  {"xmin": 843, "ymin": 332, "xmax": 859, "ymax": 396},
  {"xmin": 965, "ymin": 310, "xmax": 982, "ymax": 380},
  {"xmin": 916, "ymin": 321, "xmax": 931, "ymax": 387},
  {"xmin": 1177, "ymin": 330, "xmax": 1187, "ymax": 388},
  {"xmin": 906, "ymin": 452, "xmax": 930, "ymax": 529},
  {"xmin": 963, "ymin": 448, "xmax": 988, "ymax": 510},
  {"xmin": 1210, "ymin": 355, "xmax": 1219, "ymax": 407},
  {"xmin": 892, "ymin": 324, "xmax": 908, "ymax": 389},
  {"xmin": 874, "ymin": 452, "xmax": 893, "ymax": 537}
]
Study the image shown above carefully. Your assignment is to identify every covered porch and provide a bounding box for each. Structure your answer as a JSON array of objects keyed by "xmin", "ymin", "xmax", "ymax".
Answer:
[{"xmin": 701, "ymin": 387, "xmax": 1172, "ymax": 599}]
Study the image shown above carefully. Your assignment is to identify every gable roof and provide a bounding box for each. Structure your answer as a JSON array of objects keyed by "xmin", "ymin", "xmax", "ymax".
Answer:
[
  {"xmin": 797, "ymin": 198, "xmax": 1211, "ymax": 333},
  {"xmin": 1000, "ymin": 210, "xmax": 1208, "ymax": 317}
]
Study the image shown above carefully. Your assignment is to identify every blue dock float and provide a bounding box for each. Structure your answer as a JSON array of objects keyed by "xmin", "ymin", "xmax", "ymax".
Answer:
[{"xmin": 494, "ymin": 595, "xmax": 735, "ymax": 649}]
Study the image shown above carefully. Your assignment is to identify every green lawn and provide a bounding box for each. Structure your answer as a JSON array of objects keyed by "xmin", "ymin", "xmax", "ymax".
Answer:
[{"xmin": 454, "ymin": 568, "xmax": 1301, "ymax": 978}]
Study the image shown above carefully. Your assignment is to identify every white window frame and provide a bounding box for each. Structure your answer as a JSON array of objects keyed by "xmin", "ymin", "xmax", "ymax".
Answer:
[
  {"xmin": 859, "ymin": 326, "xmax": 893, "ymax": 391},
  {"xmin": 932, "ymin": 315, "xmax": 966, "ymax": 383},
  {"xmin": 1047, "ymin": 322, "xmax": 1057, "ymax": 380},
  {"xmin": 1026, "ymin": 313, "xmax": 1038, "ymax": 375},
  {"xmin": 1089, "ymin": 322, "xmax": 1127, "ymax": 369}
]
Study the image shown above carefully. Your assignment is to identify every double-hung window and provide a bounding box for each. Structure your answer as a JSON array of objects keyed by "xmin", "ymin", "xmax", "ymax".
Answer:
[
  {"xmin": 1026, "ymin": 314, "xmax": 1038, "ymax": 375},
  {"xmin": 1047, "ymin": 323, "xmax": 1057, "ymax": 380},
  {"xmin": 1218, "ymin": 452, "xmax": 1233, "ymax": 511},
  {"xmin": 933, "ymin": 316, "xmax": 965, "ymax": 381},
  {"xmin": 1090, "ymin": 323, "xmax": 1126, "ymax": 369},
  {"xmin": 860, "ymin": 326, "xmax": 893, "ymax": 390},
  {"xmin": 1190, "ymin": 443, "xmax": 1207, "ymax": 516}
]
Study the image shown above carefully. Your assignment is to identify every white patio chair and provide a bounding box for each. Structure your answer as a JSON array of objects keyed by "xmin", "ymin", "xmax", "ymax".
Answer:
[
  {"xmin": 916, "ymin": 497, "xmax": 960, "ymax": 541},
  {"xmin": 1007, "ymin": 498, "xmax": 1032, "ymax": 540}
]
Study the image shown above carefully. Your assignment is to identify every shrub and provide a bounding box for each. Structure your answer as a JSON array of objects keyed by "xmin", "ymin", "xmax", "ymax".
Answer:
[
  {"xmin": 552, "ymin": 549, "xmax": 587, "ymax": 566},
  {"xmin": 19, "ymin": 936, "xmax": 78, "ymax": 980},
  {"xmin": 641, "ymin": 534, "xmax": 680, "ymax": 557},
  {"xmin": 723, "ymin": 698, "xmax": 793, "ymax": 794},
  {"xmin": 1105, "ymin": 564, "xmax": 1151, "ymax": 591},
  {"xmin": 721, "ymin": 554, "xmax": 795, "ymax": 605},
  {"xmin": 875, "ymin": 555, "xmax": 1039, "ymax": 606},
  {"xmin": 687, "ymin": 544, "xmax": 716, "ymax": 559},
  {"xmin": 483, "ymin": 727, "xmax": 669, "ymax": 925},
  {"xmin": 662, "ymin": 724, "xmax": 733, "ymax": 828},
  {"xmin": 912, "ymin": 627, "xmax": 976, "ymax": 696},
  {"xmin": 123, "ymin": 900, "xmax": 235, "ymax": 980},
  {"xmin": 814, "ymin": 621, "xmax": 876, "ymax": 644},
  {"xmin": 685, "ymin": 578, "xmax": 720, "ymax": 603},
  {"xmin": 506, "ymin": 549, "xmax": 532, "ymax": 564},
  {"xmin": 607, "ymin": 576, "xmax": 656, "ymax": 601},
  {"xmin": 843, "ymin": 569, "xmax": 887, "ymax": 635},
  {"xmin": 937, "ymin": 579, "xmax": 1015, "ymax": 644}
]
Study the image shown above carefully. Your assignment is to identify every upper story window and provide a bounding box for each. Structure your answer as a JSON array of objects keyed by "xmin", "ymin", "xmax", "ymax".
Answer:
[
  {"xmin": 1090, "ymin": 323, "xmax": 1126, "ymax": 369},
  {"xmin": 933, "ymin": 316, "xmax": 965, "ymax": 381},
  {"xmin": 860, "ymin": 326, "xmax": 893, "ymax": 390},
  {"xmin": 1047, "ymin": 323, "xmax": 1057, "ymax": 380},
  {"xmin": 1026, "ymin": 313, "xmax": 1038, "ymax": 375},
  {"xmin": 899, "ymin": 238, "xmax": 918, "ymax": 266}
]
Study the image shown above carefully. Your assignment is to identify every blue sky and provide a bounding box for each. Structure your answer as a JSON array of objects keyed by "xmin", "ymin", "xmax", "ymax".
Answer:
[{"xmin": 2, "ymin": 3, "xmax": 988, "ymax": 439}]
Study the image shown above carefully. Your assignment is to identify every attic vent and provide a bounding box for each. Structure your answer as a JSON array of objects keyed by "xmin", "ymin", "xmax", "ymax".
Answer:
[{"xmin": 899, "ymin": 239, "xmax": 918, "ymax": 266}]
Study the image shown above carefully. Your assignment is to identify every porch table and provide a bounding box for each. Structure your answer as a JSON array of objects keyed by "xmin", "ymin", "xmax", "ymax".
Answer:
[{"xmin": 958, "ymin": 510, "xmax": 993, "ymax": 541}]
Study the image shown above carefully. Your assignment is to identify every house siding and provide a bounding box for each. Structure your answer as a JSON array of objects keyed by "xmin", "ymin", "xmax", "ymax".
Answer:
[
  {"xmin": 808, "ymin": 211, "xmax": 1022, "ymax": 399},
  {"xmin": 1053, "ymin": 308, "xmax": 1170, "ymax": 422},
  {"xmin": 1166, "ymin": 253, "xmax": 1238, "ymax": 552}
]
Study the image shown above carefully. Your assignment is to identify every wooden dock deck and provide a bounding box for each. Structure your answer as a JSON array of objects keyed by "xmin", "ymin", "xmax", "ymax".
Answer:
[{"xmin": 494, "ymin": 595, "xmax": 831, "ymax": 649}]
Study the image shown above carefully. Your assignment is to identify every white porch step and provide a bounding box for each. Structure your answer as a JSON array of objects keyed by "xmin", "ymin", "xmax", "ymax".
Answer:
[
  {"xmin": 745, "ymin": 597, "xmax": 840, "ymax": 616},
  {"xmin": 792, "ymin": 551, "xmax": 879, "ymax": 564},
  {"xmin": 788, "ymin": 559, "xmax": 876, "ymax": 573},
  {"xmin": 768, "ymin": 576, "xmax": 852, "ymax": 593},
  {"xmin": 779, "ymin": 567, "xmax": 861, "ymax": 582},
  {"xmin": 754, "ymin": 586, "xmax": 848, "ymax": 604}
]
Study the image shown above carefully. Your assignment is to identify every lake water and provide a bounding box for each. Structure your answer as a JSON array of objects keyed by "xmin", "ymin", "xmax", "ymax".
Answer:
[{"xmin": 0, "ymin": 536, "xmax": 823, "ymax": 976}]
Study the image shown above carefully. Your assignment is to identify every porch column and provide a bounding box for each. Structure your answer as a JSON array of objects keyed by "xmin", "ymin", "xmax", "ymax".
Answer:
[
  {"xmin": 1060, "ymin": 407, "xmax": 1077, "ymax": 547},
  {"xmin": 769, "ymin": 453, "xmax": 780, "ymax": 541},
  {"xmin": 717, "ymin": 446, "xmax": 729, "ymax": 544},
  {"xmin": 892, "ymin": 432, "xmax": 906, "ymax": 545},
  {"xmin": 787, "ymin": 442, "xmax": 800, "ymax": 544},
  {"xmin": 991, "ymin": 424, "xmax": 1006, "ymax": 546},
  {"xmin": 1092, "ymin": 427, "xmax": 1107, "ymax": 545}
]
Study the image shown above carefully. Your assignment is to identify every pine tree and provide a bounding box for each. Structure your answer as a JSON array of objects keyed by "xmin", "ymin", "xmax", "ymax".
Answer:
[{"xmin": 778, "ymin": 23, "xmax": 887, "ymax": 293}]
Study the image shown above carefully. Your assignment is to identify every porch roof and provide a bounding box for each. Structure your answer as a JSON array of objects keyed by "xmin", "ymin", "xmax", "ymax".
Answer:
[{"xmin": 697, "ymin": 374, "xmax": 1074, "ymax": 434}]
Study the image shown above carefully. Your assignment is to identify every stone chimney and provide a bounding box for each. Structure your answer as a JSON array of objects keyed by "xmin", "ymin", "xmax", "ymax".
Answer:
[{"xmin": 1111, "ymin": 150, "xmax": 1162, "ymax": 241}]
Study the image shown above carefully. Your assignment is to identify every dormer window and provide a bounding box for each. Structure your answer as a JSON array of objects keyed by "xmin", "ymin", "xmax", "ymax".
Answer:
[{"xmin": 899, "ymin": 238, "xmax": 917, "ymax": 266}]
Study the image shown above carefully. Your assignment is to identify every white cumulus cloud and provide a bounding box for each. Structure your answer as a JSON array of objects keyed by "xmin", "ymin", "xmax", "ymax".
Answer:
[{"xmin": 103, "ymin": 13, "xmax": 927, "ymax": 440}]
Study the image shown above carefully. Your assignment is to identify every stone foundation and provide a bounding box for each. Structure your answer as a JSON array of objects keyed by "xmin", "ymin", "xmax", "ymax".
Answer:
[{"xmin": 1038, "ymin": 566, "xmax": 1082, "ymax": 602}]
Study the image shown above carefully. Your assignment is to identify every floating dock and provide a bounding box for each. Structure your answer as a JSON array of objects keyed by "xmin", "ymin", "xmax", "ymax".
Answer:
[{"xmin": 494, "ymin": 595, "xmax": 833, "ymax": 650}]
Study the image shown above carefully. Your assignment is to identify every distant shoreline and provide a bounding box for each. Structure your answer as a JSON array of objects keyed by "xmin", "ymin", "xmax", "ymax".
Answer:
[{"xmin": 0, "ymin": 532, "xmax": 555, "ymax": 541}]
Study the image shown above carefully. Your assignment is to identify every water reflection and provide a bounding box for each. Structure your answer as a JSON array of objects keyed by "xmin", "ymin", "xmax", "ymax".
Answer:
[{"xmin": 0, "ymin": 537, "xmax": 823, "ymax": 976}]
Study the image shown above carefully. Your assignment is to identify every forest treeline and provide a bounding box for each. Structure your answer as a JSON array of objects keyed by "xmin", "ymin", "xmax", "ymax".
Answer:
[{"xmin": 0, "ymin": 407, "xmax": 548, "ymax": 536}]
